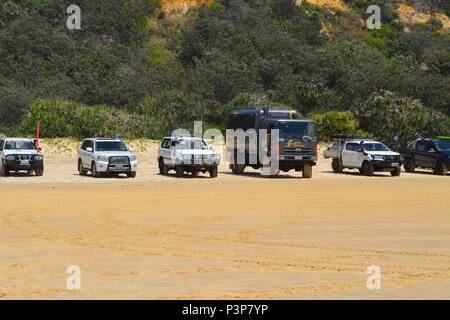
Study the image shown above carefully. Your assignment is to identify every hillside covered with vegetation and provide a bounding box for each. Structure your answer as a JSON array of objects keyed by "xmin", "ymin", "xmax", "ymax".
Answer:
[{"xmin": 1, "ymin": 0, "xmax": 449, "ymax": 144}]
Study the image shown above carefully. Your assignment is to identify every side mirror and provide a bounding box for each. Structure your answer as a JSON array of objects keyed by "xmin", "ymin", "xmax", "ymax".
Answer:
[
  {"xmin": 86, "ymin": 147, "xmax": 93, "ymax": 152},
  {"xmin": 357, "ymin": 148, "xmax": 364, "ymax": 153},
  {"xmin": 38, "ymin": 147, "xmax": 42, "ymax": 152}
]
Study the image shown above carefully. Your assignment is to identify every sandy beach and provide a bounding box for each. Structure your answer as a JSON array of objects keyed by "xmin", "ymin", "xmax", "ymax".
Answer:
[{"xmin": 1, "ymin": 140, "xmax": 449, "ymax": 299}]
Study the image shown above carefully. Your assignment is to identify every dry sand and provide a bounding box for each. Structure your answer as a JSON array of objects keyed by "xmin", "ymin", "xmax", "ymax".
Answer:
[{"xmin": 1, "ymin": 140, "xmax": 449, "ymax": 299}]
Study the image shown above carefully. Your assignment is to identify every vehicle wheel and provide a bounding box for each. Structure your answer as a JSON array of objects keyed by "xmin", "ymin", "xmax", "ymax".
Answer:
[
  {"xmin": 175, "ymin": 165, "xmax": 184, "ymax": 178},
  {"xmin": 231, "ymin": 163, "xmax": 245, "ymax": 174},
  {"xmin": 362, "ymin": 161, "xmax": 374, "ymax": 176},
  {"xmin": 34, "ymin": 166, "xmax": 44, "ymax": 176},
  {"xmin": 127, "ymin": 171, "xmax": 137, "ymax": 178},
  {"xmin": 159, "ymin": 158, "xmax": 168, "ymax": 175},
  {"xmin": 91, "ymin": 162, "xmax": 100, "ymax": 178},
  {"xmin": 191, "ymin": 170, "xmax": 199, "ymax": 176},
  {"xmin": 404, "ymin": 158, "xmax": 416, "ymax": 173},
  {"xmin": 78, "ymin": 159, "xmax": 88, "ymax": 176},
  {"xmin": 435, "ymin": 161, "xmax": 448, "ymax": 176},
  {"xmin": 391, "ymin": 167, "xmax": 401, "ymax": 176},
  {"xmin": 0, "ymin": 165, "xmax": 8, "ymax": 177},
  {"xmin": 331, "ymin": 158, "xmax": 343, "ymax": 173},
  {"xmin": 209, "ymin": 166, "xmax": 218, "ymax": 178},
  {"xmin": 303, "ymin": 163, "xmax": 313, "ymax": 179}
]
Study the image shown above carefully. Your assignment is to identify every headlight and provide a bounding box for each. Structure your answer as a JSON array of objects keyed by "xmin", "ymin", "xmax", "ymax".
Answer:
[
  {"xmin": 5, "ymin": 155, "xmax": 16, "ymax": 161},
  {"xmin": 97, "ymin": 156, "xmax": 109, "ymax": 162},
  {"xmin": 129, "ymin": 155, "xmax": 137, "ymax": 162},
  {"xmin": 35, "ymin": 155, "xmax": 43, "ymax": 161},
  {"xmin": 373, "ymin": 155, "xmax": 384, "ymax": 161}
]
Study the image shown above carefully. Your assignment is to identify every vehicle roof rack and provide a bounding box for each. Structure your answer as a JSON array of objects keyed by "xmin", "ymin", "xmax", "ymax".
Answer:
[{"xmin": 434, "ymin": 136, "xmax": 450, "ymax": 141}]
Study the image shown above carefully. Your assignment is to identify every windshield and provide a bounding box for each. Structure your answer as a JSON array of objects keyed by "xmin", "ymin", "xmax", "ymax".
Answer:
[
  {"xmin": 436, "ymin": 140, "xmax": 450, "ymax": 151},
  {"xmin": 362, "ymin": 143, "xmax": 390, "ymax": 152},
  {"xmin": 275, "ymin": 121, "xmax": 317, "ymax": 140},
  {"xmin": 175, "ymin": 139, "xmax": 208, "ymax": 150},
  {"xmin": 4, "ymin": 140, "xmax": 35, "ymax": 150},
  {"xmin": 95, "ymin": 141, "xmax": 128, "ymax": 152}
]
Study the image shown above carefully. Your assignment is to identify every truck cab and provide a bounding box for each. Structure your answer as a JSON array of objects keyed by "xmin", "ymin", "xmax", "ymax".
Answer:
[{"xmin": 226, "ymin": 107, "xmax": 318, "ymax": 178}]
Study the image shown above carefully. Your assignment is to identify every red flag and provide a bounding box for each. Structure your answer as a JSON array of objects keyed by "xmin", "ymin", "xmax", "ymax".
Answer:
[{"xmin": 36, "ymin": 119, "xmax": 40, "ymax": 155}]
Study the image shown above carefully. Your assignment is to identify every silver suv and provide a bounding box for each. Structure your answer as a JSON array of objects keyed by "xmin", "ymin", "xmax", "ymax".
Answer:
[
  {"xmin": 0, "ymin": 138, "xmax": 44, "ymax": 176},
  {"xmin": 77, "ymin": 138, "xmax": 138, "ymax": 178},
  {"xmin": 157, "ymin": 137, "xmax": 220, "ymax": 178}
]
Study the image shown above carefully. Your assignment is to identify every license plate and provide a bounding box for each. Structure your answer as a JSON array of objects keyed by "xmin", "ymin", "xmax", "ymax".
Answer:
[
  {"xmin": 20, "ymin": 160, "xmax": 30, "ymax": 166},
  {"xmin": 391, "ymin": 162, "xmax": 399, "ymax": 167},
  {"xmin": 295, "ymin": 156, "xmax": 303, "ymax": 160}
]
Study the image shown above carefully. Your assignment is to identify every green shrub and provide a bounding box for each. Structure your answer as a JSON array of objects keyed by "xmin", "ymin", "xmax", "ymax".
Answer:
[
  {"xmin": 359, "ymin": 92, "xmax": 449, "ymax": 146},
  {"xmin": 19, "ymin": 99, "xmax": 153, "ymax": 139},
  {"xmin": 308, "ymin": 111, "xmax": 369, "ymax": 140},
  {"xmin": 140, "ymin": 90, "xmax": 207, "ymax": 138}
]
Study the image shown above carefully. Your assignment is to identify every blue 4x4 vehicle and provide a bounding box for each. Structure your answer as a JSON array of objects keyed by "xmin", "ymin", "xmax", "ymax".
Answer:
[{"xmin": 400, "ymin": 136, "xmax": 450, "ymax": 176}]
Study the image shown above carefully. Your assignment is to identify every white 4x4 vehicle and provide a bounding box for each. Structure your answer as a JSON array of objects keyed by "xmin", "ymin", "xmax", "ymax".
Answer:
[
  {"xmin": 0, "ymin": 138, "xmax": 44, "ymax": 176},
  {"xmin": 77, "ymin": 138, "xmax": 138, "ymax": 178},
  {"xmin": 331, "ymin": 139, "xmax": 402, "ymax": 176},
  {"xmin": 158, "ymin": 137, "xmax": 220, "ymax": 178}
]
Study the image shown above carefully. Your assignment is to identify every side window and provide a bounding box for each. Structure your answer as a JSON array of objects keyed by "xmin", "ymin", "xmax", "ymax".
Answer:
[
  {"xmin": 83, "ymin": 140, "xmax": 93, "ymax": 151},
  {"xmin": 161, "ymin": 139, "xmax": 171, "ymax": 149},
  {"xmin": 345, "ymin": 143, "xmax": 354, "ymax": 151},
  {"xmin": 407, "ymin": 141, "xmax": 416, "ymax": 150},
  {"xmin": 353, "ymin": 144, "xmax": 363, "ymax": 152},
  {"xmin": 0, "ymin": 140, "xmax": 3, "ymax": 151},
  {"xmin": 426, "ymin": 143, "xmax": 436, "ymax": 152},
  {"xmin": 416, "ymin": 141, "xmax": 426, "ymax": 152}
]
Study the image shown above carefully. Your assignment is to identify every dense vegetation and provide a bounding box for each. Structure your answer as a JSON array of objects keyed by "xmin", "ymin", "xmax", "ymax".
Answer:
[{"xmin": 1, "ymin": 0, "xmax": 449, "ymax": 144}]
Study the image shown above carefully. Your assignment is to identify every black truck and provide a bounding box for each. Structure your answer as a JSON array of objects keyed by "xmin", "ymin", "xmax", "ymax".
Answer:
[
  {"xmin": 226, "ymin": 107, "xmax": 318, "ymax": 178},
  {"xmin": 400, "ymin": 136, "xmax": 450, "ymax": 176}
]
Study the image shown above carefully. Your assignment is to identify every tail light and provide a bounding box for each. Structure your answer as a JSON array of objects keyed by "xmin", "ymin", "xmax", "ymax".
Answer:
[
  {"xmin": 313, "ymin": 144, "xmax": 318, "ymax": 154},
  {"xmin": 275, "ymin": 144, "xmax": 282, "ymax": 153}
]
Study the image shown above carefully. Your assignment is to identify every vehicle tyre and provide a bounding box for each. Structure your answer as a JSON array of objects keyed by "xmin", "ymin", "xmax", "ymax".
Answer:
[
  {"xmin": 91, "ymin": 162, "xmax": 100, "ymax": 178},
  {"xmin": 78, "ymin": 159, "xmax": 88, "ymax": 176},
  {"xmin": 34, "ymin": 166, "xmax": 44, "ymax": 176},
  {"xmin": 391, "ymin": 167, "xmax": 401, "ymax": 176},
  {"xmin": 175, "ymin": 165, "xmax": 184, "ymax": 178},
  {"xmin": 127, "ymin": 171, "xmax": 137, "ymax": 178},
  {"xmin": 404, "ymin": 158, "xmax": 416, "ymax": 173},
  {"xmin": 435, "ymin": 161, "xmax": 448, "ymax": 176},
  {"xmin": 209, "ymin": 166, "xmax": 218, "ymax": 178},
  {"xmin": 231, "ymin": 163, "xmax": 245, "ymax": 174},
  {"xmin": 0, "ymin": 164, "xmax": 8, "ymax": 177},
  {"xmin": 303, "ymin": 163, "xmax": 313, "ymax": 179},
  {"xmin": 191, "ymin": 170, "xmax": 199, "ymax": 177},
  {"xmin": 362, "ymin": 161, "xmax": 374, "ymax": 176},
  {"xmin": 159, "ymin": 158, "xmax": 168, "ymax": 175},
  {"xmin": 331, "ymin": 158, "xmax": 343, "ymax": 173}
]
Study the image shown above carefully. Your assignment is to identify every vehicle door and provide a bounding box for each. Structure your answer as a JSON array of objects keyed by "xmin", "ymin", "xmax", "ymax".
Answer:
[
  {"xmin": 415, "ymin": 140, "xmax": 428, "ymax": 167},
  {"xmin": 79, "ymin": 140, "xmax": 88, "ymax": 167},
  {"xmin": 425, "ymin": 142, "xmax": 439, "ymax": 168},
  {"xmin": 0, "ymin": 140, "xmax": 4, "ymax": 169},
  {"xmin": 341, "ymin": 143, "xmax": 357, "ymax": 167},
  {"xmin": 160, "ymin": 138, "xmax": 172, "ymax": 165},
  {"xmin": 352, "ymin": 143, "xmax": 365, "ymax": 168},
  {"xmin": 84, "ymin": 140, "xmax": 95, "ymax": 166}
]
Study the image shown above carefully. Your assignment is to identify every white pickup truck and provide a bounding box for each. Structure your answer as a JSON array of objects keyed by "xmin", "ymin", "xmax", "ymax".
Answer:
[{"xmin": 331, "ymin": 139, "xmax": 402, "ymax": 176}]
